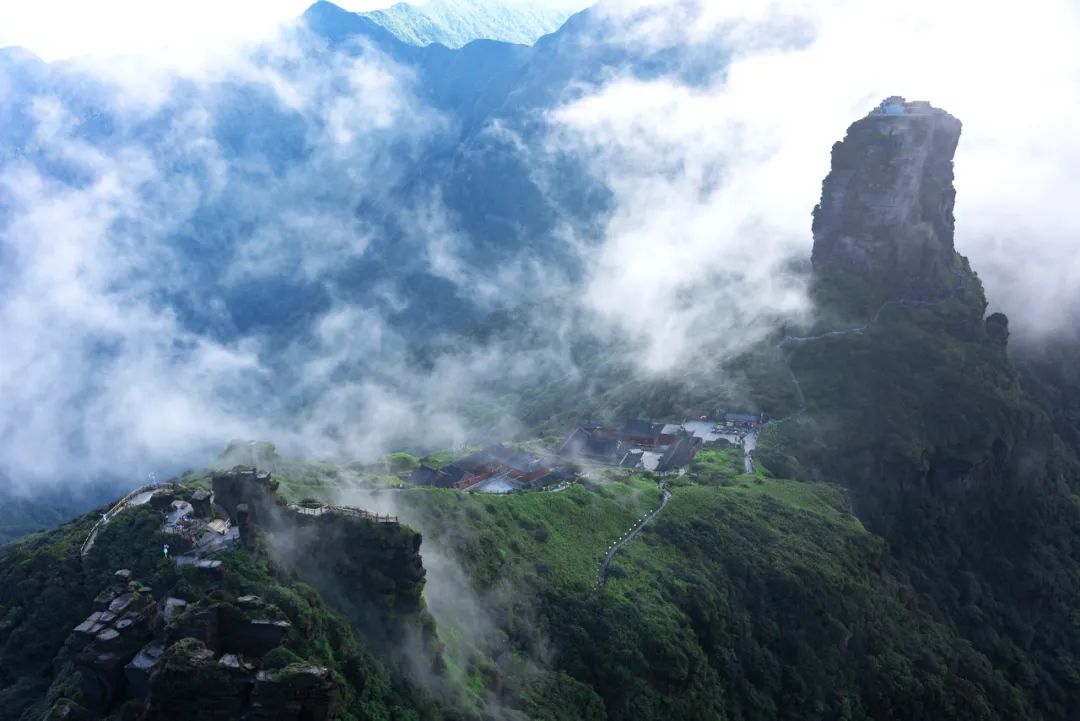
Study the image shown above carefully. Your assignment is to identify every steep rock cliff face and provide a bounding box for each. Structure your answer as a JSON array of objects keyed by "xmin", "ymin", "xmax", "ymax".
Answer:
[
  {"xmin": 52, "ymin": 573, "xmax": 340, "ymax": 721},
  {"xmin": 282, "ymin": 512, "xmax": 431, "ymax": 656},
  {"xmin": 756, "ymin": 100, "xmax": 1080, "ymax": 717},
  {"xmin": 812, "ymin": 96, "xmax": 963, "ymax": 300},
  {"xmin": 213, "ymin": 468, "xmax": 431, "ymax": 660},
  {"xmin": 767, "ymin": 98, "xmax": 1047, "ymax": 511},
  {"xmin": 146, "ymin": 639, "xmax": 339, "ymax": 721}
]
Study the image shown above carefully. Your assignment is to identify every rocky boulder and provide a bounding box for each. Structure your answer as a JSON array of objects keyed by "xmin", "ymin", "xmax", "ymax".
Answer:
[
  {"xmin": 72, "ymin": 582, "xmax": 157, "ymax": 709},
  {"xmin": 190, "ymin": 489, "xmax": 214, "ymax": 517},
  {"xmin": 144, "ymin": 640, "xmax": 336, "ymax": 721},
  {"xmin": 149, "ymin": 490, "xmax": 177, "ymax": 511},
  {"xmin": 145, "ymin": 638, "xmax": 254, "ymax": 721},
  {"xmin": 218, "ymin": 599, "xmax": 292, "ymax": 658},
  {"xmin": 125, "ymin": 643, "xmax": 166, "ymax": 700},
  {"xmin": 166, "ymin": 599, "xmax": 290, "ymax": 658},
  {"xmin": 986, "ymin": 312, "xmax": 1010, "ymax": 346},
  {"xmin": 162, "ymin": 598, "xmax": 188, "ymax": 625},
  {"xmin": 248, "ymin": 663, "xmax": 340, "ymax": 721},
  {"xmin": 165, "ymin": 602, "xmax": 220, "ymax": 650},
  {"xmin": 41, "ymin": 699, "xmax": 92, "ymax": 721}
]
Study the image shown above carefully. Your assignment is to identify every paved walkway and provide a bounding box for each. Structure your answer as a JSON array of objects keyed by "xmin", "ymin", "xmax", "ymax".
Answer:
[
  {"xmin": 742, "ymin": 431, "xmax": 759, "ymax": 474},
  {"xmin": 596, "ymin": 485, "xmax": 672, "ymax": 589},
  {"xmin": 81, "ymin": 483, "xmax": 171, "ymax": 557}
]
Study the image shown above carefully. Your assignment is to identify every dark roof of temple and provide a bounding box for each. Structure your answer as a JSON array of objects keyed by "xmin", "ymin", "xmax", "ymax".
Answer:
[{"xmin": 620, "ymin": 419, "xmax": 665, "ymax": 438}]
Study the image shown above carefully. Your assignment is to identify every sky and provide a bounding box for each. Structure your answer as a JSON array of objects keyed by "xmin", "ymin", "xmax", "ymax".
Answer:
[{"xmin": 0, "ymin": 0, "xmax": 591, "ymax": 63}]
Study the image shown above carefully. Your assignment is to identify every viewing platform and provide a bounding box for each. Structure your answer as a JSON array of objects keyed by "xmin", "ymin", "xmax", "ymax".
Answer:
[{"xmin": 288, "ymin": 503, "xmax": 399, "ymax": 525}]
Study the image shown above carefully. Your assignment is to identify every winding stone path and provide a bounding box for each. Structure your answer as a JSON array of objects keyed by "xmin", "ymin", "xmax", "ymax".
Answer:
[{"xmin": 596, "ymin": 485, "xmax": 672, "ymax": 589}]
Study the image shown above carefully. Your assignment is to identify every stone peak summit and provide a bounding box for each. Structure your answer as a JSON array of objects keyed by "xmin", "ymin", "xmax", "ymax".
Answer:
[{"xmin": 811, "ymin": 96, "xmax": 963, "ymax": 300}]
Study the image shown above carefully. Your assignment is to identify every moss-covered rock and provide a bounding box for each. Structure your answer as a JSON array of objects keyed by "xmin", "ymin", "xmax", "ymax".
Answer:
[{"xmin": 146, "ymin": 638, "xmax": 253, "ymax": 721}]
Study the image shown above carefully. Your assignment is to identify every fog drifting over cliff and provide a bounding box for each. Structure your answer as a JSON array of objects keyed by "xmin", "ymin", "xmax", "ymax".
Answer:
[
  {"xmin": 1, "ymin": 0, "xmax": 1078, "ymax": 494},
  {"xmin": 574, "ymin": 0, "xmax": 1080, "ymax": 342}
]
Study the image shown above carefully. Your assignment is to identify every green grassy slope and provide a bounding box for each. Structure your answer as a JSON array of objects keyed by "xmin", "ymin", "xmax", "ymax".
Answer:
[
  {"xmin": 231, "ymin": 393, "xmax": 1079, "ymax": 721},
  {"xmin": 4, "ymin": 429, "xmax": 1077, "ymax": 720},
  {"xmin": 398, "ymin": 477, "xmax": 659, "ymax": 593},
  {"xmin": 5, "ymin": 256, "xmax": 1080, "ymax": 719},
  {"xmin": 312, "ymin": 449, "xmax": 1035, "ymax": 720},
  {"xmin": 578, "ymin": 476, "xmax": 1029, "ymax": 720}
]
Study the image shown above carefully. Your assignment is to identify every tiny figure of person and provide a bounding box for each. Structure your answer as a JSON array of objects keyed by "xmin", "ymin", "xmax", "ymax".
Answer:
[{"xmin": 163, "ymin": 544, "xmax": 170, "ymax": 559}]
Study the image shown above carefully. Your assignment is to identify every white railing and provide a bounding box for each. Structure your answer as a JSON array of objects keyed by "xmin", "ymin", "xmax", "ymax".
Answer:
[
  {"xmin": 80, "ymin": 483, "xmax": 174, "ymax": 557},
  {"xmin": 287, "ymin": 504, "xmax": 398, "ymax": 525}
]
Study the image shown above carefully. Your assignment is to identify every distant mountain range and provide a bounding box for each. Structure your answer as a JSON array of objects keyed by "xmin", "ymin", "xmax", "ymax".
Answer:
[{"xmin": 362, "ymin": 0, "xmax": 581, "ymax": 48}]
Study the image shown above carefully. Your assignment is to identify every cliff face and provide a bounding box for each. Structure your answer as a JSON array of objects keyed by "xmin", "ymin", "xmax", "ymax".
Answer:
[
  {"xmin": 212, "ymin": 468, "xmax": 431, "ymax": 660},
  {"xmin": 284, "ymin": 512, "xmax": 431, "ymax": 656},
  {"xmin": 812, "ymin": 97, "xmax": 963, "ymax": 300},
  {"xmin": 773, "ymin": 98, "xmax": 1047, "ymax": 510}
]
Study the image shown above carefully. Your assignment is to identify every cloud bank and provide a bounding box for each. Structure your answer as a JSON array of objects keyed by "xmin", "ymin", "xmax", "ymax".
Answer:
[
  {"xmin": 0, "ymin": 27, "xmax": 482, "ymax": 492},
  {"xmin": 1, "ymin": 0, "xmax": 1078, "ymax": 497}
]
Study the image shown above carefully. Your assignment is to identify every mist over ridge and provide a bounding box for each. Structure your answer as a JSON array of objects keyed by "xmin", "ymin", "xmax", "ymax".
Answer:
[{"xmin": 0, "ymin": 0, "xmax": 1078, "ymax": 498}]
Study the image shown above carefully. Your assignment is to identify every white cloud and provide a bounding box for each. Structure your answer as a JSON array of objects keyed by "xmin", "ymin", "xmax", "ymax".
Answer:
[
  {"xmin": 0, "ymin": 26, "xmax": 464, "ymax": 491},
  {"xmin": 0, "ymin": 1, "xmax": 313, "ymax": 64},
  {"xmin": 2, "ymin": 0, "xmax": 1078, "ymax": 496},
  {"xmin": 547, "ymin": 77, "xmax": 813, "ymax": 372},
  {"xmin": 0, "ymin": 16, "xmax": 581, "ymax": 495},
  {"xmin": 0, "ymin": 117, "xmax": 268, "ymax": 484}
]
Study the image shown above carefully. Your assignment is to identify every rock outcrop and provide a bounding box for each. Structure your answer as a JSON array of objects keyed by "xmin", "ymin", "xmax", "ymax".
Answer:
[
  {"xmin": 71, "ymin": 572, "xmax": 158, "ymax": 710},
  {"xmin": 248, "ymin": 664, "xmax": 340, "ymax": 721},
  {"xmin": 63, "ymin": 572, "xmax": 336, "ymax": 721},
  {"xmin": 812, "ymin": 96, "xmax": 963, "ymax": 299},
  {"xmin": 213, "ymin": 466, "xmax": 429, "ymax": 654},
  {"xmin": 164, "ymin": 596, "xmax": 292, "ymax": 658},
  {"xmin": 145, "ymin": 639, "xmax": 339, "ymax": 721},
  {"xmin": 145, "ymin": 639, "xmax": 256, "ymax": 721},
  {"xmin": 212, "ymin": 466, "xmax": 280, "ymax": 528}
]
